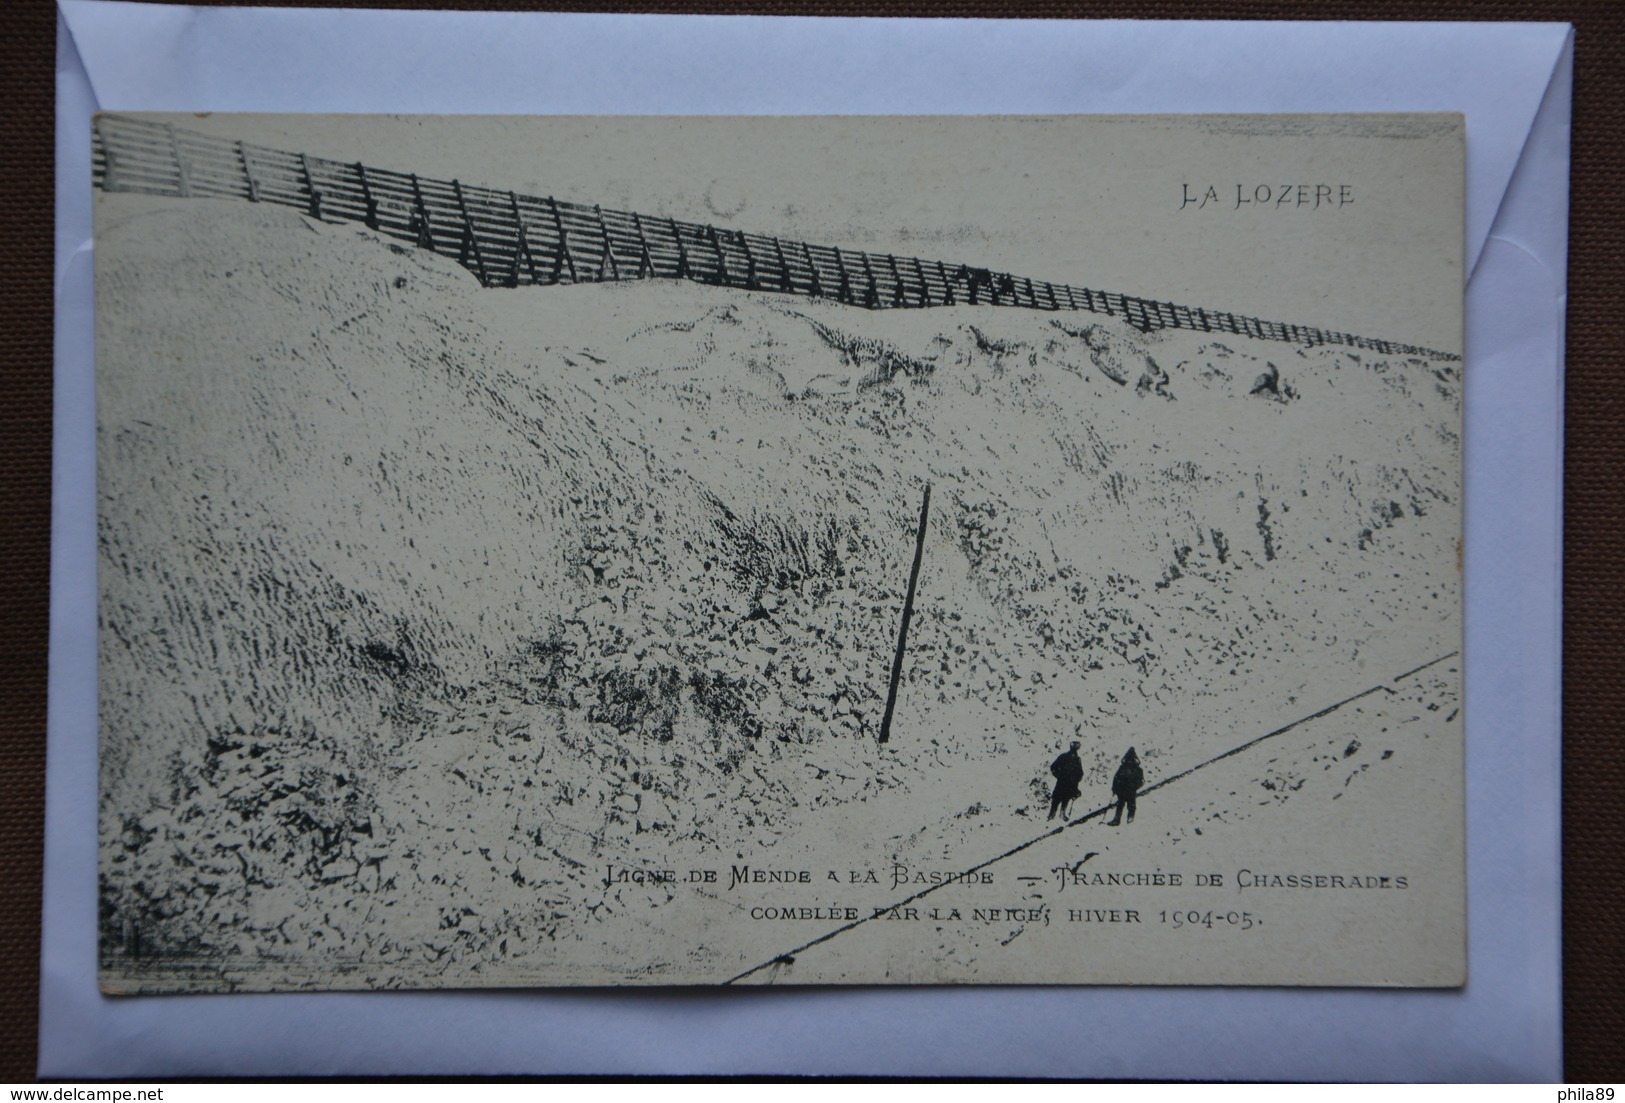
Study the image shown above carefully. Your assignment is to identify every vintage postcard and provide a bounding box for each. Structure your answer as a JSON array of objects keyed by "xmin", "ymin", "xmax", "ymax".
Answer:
[{"xmin": 94, "ymin": 112, "xmax": 1463, "ymax": 992}]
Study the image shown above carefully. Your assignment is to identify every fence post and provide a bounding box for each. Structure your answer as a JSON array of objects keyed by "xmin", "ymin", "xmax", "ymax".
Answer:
[
  {"xmin": 166, "ymin": 124, "xmax": 192, "ymax": 198},
  {"xmin": 299, "ymin": 153, "xmax": 321, "ymax": 219},
  {"xmin": 559, "ymin": 233, "xmax": 578, "ymax": 283},
  {"xmin": 878, "ymin": 482, "xmax": 932, "ymax": 745},
  {"xmin": 835, "ymin": 250, "xmax": 852, "ymax": 302},
  {"xmin": 596, "ymin": 206, "xmax": 620, "ymax": 280},
  {"xmin": 738, "ymin": 234, "xmax": 759, "ymax": 289},
  {"xmin": 705, "ymin": 224, "xmax": 730, "ymax": 286},
  {"xmin": 452, "ymin": 180, "xmax": 489, "ymax": 285},
  {"xmin": 410, "ymin": 175, "xmax": 433, "ymax": 250},
  {"xmin": 510, "ymin": 221, "xmax": 530, "ymax": 288},
  {"xmin": 937, "ymin": 261, "xmax": 955, "ymax": 306},
  {"xmin": 236, "ymin": 141, "xmax": 258, "ymax": 202},
  {"xmin": 630, "ymin": 213, "xmax": 656, "ymax": 279},
  {"xmin": 664, "ymin": 218, "xmax": 691, "ymax": 281},
  {"xmin": 771, "ymin": 238, "xmax": 793, "ymax": 292},
  {"xmin": 356, "ymin": 162, "xmax": 378, "ymax": 229},
  {"xmin": 550, "ymin": 201, "xmax": 578, "ymax": 282},
  {"xmin": 860, "ymin": 253, "xmax": 880, "ymax": 308},
  {"xmin": 802, "ymin": 242, "xmax": 823, "ymax": 296},
  {"xmin": 911, "ymin": 256, "xmax": 931, "ymax": 306},
  {"xmin": 887, "ymin": 254, "xmax": 906, "ymax": 307},
  {"xmin": 508, "ymin": 192, "xmax": 538, "ymax": 286}
]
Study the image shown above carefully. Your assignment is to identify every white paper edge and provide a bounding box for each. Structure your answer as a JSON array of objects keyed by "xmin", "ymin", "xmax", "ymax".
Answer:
[{"xmin": 43, "ymin": 6, "xmax": 1569, "ymax": 1081}]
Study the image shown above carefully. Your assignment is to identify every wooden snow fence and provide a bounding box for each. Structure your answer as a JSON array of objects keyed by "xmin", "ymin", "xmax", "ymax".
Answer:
[{"xmin": 92, "ymin": 114, "xmax": 1457, "ymax": 362}]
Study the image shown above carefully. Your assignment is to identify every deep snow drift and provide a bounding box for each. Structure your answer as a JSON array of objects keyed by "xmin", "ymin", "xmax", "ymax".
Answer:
[{"xmin": 96, "ymin": 194, "xmax": 1461, "ymax": 989}]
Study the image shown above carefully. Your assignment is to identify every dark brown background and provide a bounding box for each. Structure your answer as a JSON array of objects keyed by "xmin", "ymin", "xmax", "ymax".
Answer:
[{"xmin": 4, "ymin": 0, "xmax": 1616, "ymax": 1083}]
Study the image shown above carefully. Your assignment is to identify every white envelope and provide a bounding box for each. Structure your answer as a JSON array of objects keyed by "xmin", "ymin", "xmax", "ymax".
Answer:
[{"xmin": 46, "ymin": 2, "xmax": 1571, "ymax": 1080}]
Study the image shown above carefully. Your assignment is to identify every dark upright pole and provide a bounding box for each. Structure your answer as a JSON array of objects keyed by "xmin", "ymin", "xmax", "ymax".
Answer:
[{"xmin": 878, "ymin": 482, "xmax": 932, "ymax": 745}]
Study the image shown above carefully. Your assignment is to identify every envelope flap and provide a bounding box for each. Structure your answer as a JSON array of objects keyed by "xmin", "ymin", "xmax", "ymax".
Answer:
[{"xmin": 48, "ymin": 1, "xmax": 1570, "ymax": 1081}]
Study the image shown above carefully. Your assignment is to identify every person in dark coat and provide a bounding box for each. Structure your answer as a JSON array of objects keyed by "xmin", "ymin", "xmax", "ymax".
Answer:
[
  {"xmin": 1107, "ymin": 747, "xmax": 1143, "ymax": 826},
  {"xmin": 1048, "ymin": 741, "xmax": 1085, "ymax": 821}
]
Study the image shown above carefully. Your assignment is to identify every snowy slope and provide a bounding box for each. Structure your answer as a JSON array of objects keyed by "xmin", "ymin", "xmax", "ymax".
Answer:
[{"xmin": 95, "ymin": 194, "xmax": 1460, "ymax": 989}]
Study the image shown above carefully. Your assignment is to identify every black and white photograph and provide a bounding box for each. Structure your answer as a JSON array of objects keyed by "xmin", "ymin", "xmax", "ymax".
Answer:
[{"xmin": 92, "ymin": 111, "xmax": 1465, "ymax": 992}]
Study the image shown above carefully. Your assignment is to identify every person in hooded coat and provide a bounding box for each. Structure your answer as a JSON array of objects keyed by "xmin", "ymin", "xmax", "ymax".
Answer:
[
  {"xmin": 1107, "ymin": 747, "xmax": 1143, "ymax": 826},
  {"xmin": 1048, "ymin": 741, "xmax": 1085, "ymax": 821}
]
